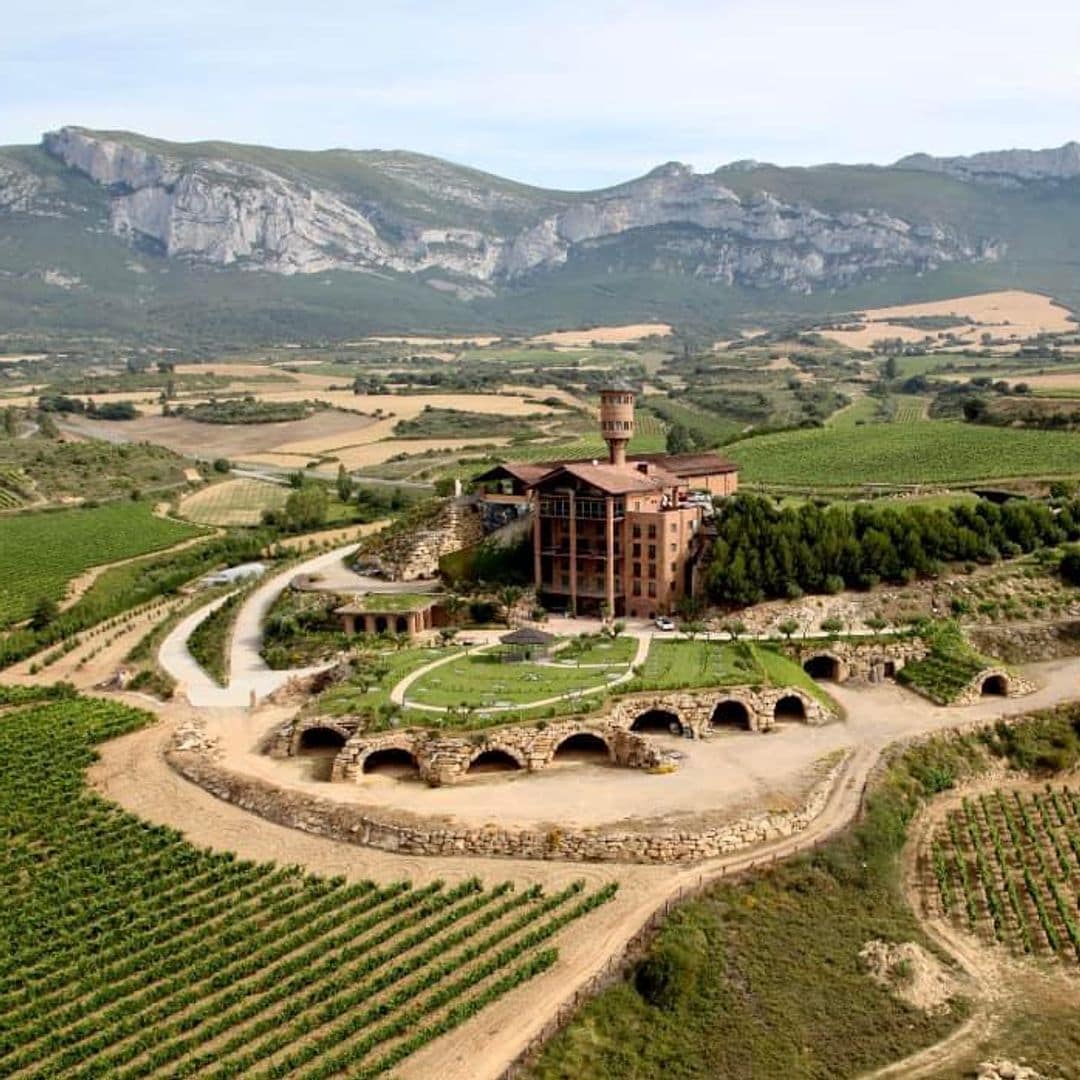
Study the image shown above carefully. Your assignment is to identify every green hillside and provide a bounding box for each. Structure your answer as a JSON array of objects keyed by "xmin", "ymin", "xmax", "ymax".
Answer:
[{"xmin": 3, "ymin": 129, "xmax": 1080, "ymax": 346}]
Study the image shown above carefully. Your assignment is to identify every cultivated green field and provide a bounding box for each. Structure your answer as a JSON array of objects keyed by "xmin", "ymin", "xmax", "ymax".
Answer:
[
  {"xmin": 726, "ymin": 421, "xmax": 1080, "ymax": 487},
  {"xmin": 0, "ymin": 503, "xmax": 204, "ymax": 627},
  {"xmin": 0, "ymin": 690, "xmax": 615, "ymax": 1077},
  {"xmin": 931, "ymin": 787, "xmax": 1080, "ymax": 960}
]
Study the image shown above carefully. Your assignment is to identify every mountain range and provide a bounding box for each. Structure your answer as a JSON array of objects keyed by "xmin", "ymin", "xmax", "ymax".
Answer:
[{"xmin": 2, "ymin": 126, "xmax": 1080, "ymax": 345}]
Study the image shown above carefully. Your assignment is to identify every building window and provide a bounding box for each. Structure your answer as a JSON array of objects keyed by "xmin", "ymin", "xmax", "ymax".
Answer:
[
  {"xmin": 648, "ymin": 563, "xmax": 657, "ymax": 579},
  {"xmin": 647, "ymin": 525, "xmax": 657, "ymax": 539},
  {"xmin": 648, "ymin": 544, "xmax": 656, "ymax": 559},
  {"xmin": 632, "ymin": 543, "xmax": 641, "ymax": 558},
  {"xmin": 560, "ymin": 574, "xmax": 569, "ymax": 588},
  {"xmin": 632, "ymin": 525, "xmax": 641, "ymax": 539},
  {"xmin": 670, "ymin": 561, "xmax": 677, "ymax": 573},
  {"xmin": 632, "ymin": 581, "xmax": 641, "ymax": 597},
  {"xmin": 670, "ymin": 523, "xmax": 677, "ymax": 533},
  {"xmin": 669, "ymin": 542, "xmax": 676, "ymax": 553},
  {"xmin": 633, "ymin": 562, "xmax": 641, "ymax": 578},
  {"xmin": 647, "ymin": 582, "xmax": 657, "ymax": 598}
]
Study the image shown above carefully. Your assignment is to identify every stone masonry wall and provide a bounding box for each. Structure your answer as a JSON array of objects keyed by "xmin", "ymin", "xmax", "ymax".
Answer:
[
  {"xmin": 367, "ymin": 497, "xmax": 484, "ymax": 581},
  {"xmin": 787, "ymin": 638, "xmax": 928, "ymax": 683},
  {"xmin": 334, "ymin": 720, "xmax": 663, "ymax": 785},
  {"xmin": 968, "ymin": 621, "xmax": 1080, "ymax": 664},
  {"xmin": 272, "ymin": 684, "xmax": 834, "ymax": 785},
  {"xmin": 167, "ymin": 745, "xmax": 850, "ymax": 865}
]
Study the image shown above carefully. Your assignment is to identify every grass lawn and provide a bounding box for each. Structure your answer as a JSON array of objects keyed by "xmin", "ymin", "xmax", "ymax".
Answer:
[
  {"xmin": 0, "ymin": 502, "xmax": 204, "ymax": 627},
  {"xmin": 631, "ymin": 640, "xmax": 764, "ymax": 691},
  {"xmin": 755, "ymin": 645, "xmax": 834, "ymax": 707},
  {"xmin": 556, "ymin": 635, "xmax": 637, "ymax": 666},
  {"xmin": 316, "ymin": 646, "xmax": 457, "ymax": 719},
  {"xmin": 405, "ymin": 648, "xmax": 630, "ymax": 709},
  {"xmin": 345, "ymin": 592, "xmax": 437, "ymax": 613},
  {"xmin": 726, "ymin": 421, "xmax": 1080, "ymax": 487}
]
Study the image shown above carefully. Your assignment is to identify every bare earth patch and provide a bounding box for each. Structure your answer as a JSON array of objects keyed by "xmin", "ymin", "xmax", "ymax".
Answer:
[{"xmin": 860, "ymin": 939, "xmax": 959, "ymax": 1014}]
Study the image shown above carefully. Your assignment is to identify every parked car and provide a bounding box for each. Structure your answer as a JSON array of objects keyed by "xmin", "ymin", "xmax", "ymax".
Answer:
[{"xmin": 654, "ymin": 616, "xmax": 676, "ymax": 631}]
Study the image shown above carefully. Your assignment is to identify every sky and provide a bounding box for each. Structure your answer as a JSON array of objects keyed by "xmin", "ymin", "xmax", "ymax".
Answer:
[{"xmin": 4, "ymin": 0, "xmax": 1080, "ymax": 190}]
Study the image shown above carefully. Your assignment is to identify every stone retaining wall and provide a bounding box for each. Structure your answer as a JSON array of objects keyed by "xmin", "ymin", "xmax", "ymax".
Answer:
[
  {"xmin": 333, "ymin": 721, "xmax": 664, "ymax": 786},
  {"xmin": 968, "ymin": 621, "xmax": 1080, "ymax": 664},
  {"xmin": 167, "ymin": 744, "xmax": 850, "ymax": 864},
  {"xmin": 273, "ymin": 684, "xmax": 833, "ymax": 785},
  {"xmin": 788, "ymin": 638, "xmax": 928, "ymax": 684}
]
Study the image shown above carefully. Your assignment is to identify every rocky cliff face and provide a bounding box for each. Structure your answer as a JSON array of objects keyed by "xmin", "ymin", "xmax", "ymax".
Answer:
[
  {"xmin": 896, "ymin": 142, "xmax": 1080, "ymax": 185},
  {"xmin": 35, "ymin": 126, "xmax": 1006, "ymax": 294}
]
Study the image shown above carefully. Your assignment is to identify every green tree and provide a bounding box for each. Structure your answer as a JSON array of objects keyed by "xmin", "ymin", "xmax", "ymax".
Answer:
[
  {"xmin": 37, "ymin": 411, "xmax": 59, "ymax": 439},
  {"xmin": 665, "ymin": 423, "xmax": 695, "ymax": 455},
  {"xmin": 3, "ymin": 407, "xmax": 17, "ymax": 437},
  {"xmin": 284, "ymin": 485, "xmax": 328, "ymax": 530},
  {"xmin": 820, "ymin": 616, "xmax": 844, "ymax": 635},
  {"xmin": 722, "ymin": 619, "xmax": 746, "ymax": 641},
  {"xmin": 442, "ymin": 593, "xmax": 465, "ymax": 625},
  {"xmin": 1060, "ymin": 547, "xmax": 1080, "ymax": 587},
  {"xmin": 336, "ymin": 464, "xmax": 353, "ymax": 504},
  {"xmin": 497, "ymin": 585, "xmax": 524, "ymax": 623},
  {"xmin": 778, "ymin": 617, "xmax": 799, "ymax": 642},
  {"xmin": 29, "ymin": 596, "xmax": 59, "ymax": 631}
]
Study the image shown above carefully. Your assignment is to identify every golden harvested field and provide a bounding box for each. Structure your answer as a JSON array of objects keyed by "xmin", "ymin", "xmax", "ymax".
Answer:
[
  {"xmin": 529, "ymin": 322, "xmax": 673, "ymax": 345},
  {"xmin": 365, "ymin": 334, "xmax": 501, "ymax": 346},
  {"xmin": 55, "ymin": 375, "xmax": 549, "ymax": 470},
  {"xmin": 60, "ymin": 410, "xmax": 379, "ymax": 458},
  {"xmin": 1005, "ymin": 371, "xmax": 1080, "ymax": 391},
  {"xmin": 303, "ymin": 436, "xmax": 512, "ymax": 471},
  {"xmin": 820, "ymin": 290, "xmax": 1075, "ymax": 349},
  {"xmin": 179, "ymin": 477, "xmax": 290, "ymax": 526}
]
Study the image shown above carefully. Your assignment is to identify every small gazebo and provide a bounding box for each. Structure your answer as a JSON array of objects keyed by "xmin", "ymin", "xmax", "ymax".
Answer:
[{"xmin": 499, "ymin": 626, "xmax": 555, "ymax": 662}]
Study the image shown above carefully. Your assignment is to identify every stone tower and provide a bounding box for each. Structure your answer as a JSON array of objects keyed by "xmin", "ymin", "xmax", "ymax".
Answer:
[{"xmin": 598, "ymin": 378, "xmax": 635, "ymax": 466}]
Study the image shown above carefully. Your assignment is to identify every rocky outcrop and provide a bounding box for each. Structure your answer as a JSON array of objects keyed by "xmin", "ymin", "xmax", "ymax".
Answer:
[
  {"xmin": 37, "ymin": 126, "xmax": 1002, "ymax": 294},
  {"xmin": 897, "ymin": 142, "xmax": 1080, "ymax": 186},
  {"xmin": 502, "ymin": 169, "xmax": 995, "ymax": 291},
  {"xmin": 0, "ymin": 162, "xmax": 42, "ymax": 213}
]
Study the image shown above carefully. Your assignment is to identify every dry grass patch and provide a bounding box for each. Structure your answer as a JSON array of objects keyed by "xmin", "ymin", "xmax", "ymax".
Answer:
[
  {"xmin": 530, "ymin": 323, "xmax": 672, "ymax": 346},
  {"xmin": 821, "ymin": 291, "xmax": 1075, "ymax": 350},
  {"xmin": 180, "ymin": 478, "xmax": 290, "ymax": 526}
]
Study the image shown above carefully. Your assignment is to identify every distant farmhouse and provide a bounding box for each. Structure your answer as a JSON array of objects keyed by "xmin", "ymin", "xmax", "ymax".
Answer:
[{"xmin": 474, "ymin": 381, "xmax": 737, "ymax": 619}]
